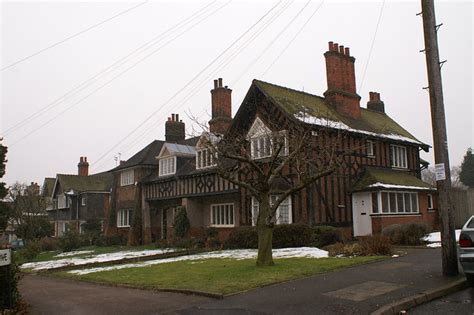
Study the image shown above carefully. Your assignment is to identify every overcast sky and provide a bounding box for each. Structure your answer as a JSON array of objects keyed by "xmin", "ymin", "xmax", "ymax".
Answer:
[{"xmin": 1, "ymin": 0, "xmax": 473, "ymax": 186}]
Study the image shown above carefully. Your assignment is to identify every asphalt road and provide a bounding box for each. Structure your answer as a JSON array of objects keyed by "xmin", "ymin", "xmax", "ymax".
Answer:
[
  {"xmin": 19, "ymin": 274, "xmax": 211, "ymax": 315},
  {"xmin": 410, "ymin": 287, "xmax": 474, "ymax": 314}
]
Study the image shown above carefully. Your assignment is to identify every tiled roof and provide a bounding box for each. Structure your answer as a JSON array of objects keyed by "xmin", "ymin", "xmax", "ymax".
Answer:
[
  {"xmin": 253, "ymin": 80, "xmax": 429, "ymax": 150},
  {"xmin": 56, "ymin": 172, "xmax": 113, "ymax": 194},
  {"xmin": 351, "ymin": 167, "xmax": 435, "ymax": 192},
  {"xmin": 41, "ymin": 177, "xmax": 56, "ymax": 197}
]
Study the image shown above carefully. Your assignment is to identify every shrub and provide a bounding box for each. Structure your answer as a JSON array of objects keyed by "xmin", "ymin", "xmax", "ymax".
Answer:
[
  {"xmin": 224, "ymin": 226, "xmax": 258, "ymax": 249},
  {"xmin": 273, "ymin": 224, "xmax": 313, "ymax": 248},
  {"xmin": 312, "ymin": 225, "xmax": 342, "ymax": 248},
  {"xmin": 81, "ymin": 219, "xmax": 102, "ymax": 246},
  {"xmin": 172, "ymin": 237, "xmax": 205, "ymax": 250},
  {"xmin": 20, "ymin": 241, "xmax": 41, "ymax": 261},
  {"xmin": 173, "ymin": 207, "xmax": 190, "ymax": 238},
  {"xmin": 37, "ymin": 237, "xmax": 58, "ymax": 251},
  {"xmin": 58, "ymin": 230, "xmax": 82, "ymax": 252},
  {"xmin": 358, "ymin": 235, "xmax": 392, "ymax": 256},
  {"xmin": 0, "ymin": 258, "xmax": 21, "ymax": 311},
  {"xmin": 94, "ymin": 235, "xmax": 126, "ymax": 247},
  {"xmin": 382, "ymin": 222, "xmax": 431, "ymax": 246},
  {"xmin": 326, "ymin": 242, "xmax": 363, "ymax": 257}
]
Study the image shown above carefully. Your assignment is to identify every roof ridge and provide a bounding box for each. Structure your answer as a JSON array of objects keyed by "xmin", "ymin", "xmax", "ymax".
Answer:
[{"xmin": 253, "ymin": 79, "xmax": 326, "ymax": 101}]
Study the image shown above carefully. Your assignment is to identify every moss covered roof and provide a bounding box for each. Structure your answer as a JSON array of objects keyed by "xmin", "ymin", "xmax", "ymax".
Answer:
[
  {"xmin": 56, "ymin": 172, "xmax": 113, "ymax": 194},
  {"xmin": 352, "ymin": 167, "xmax": 435, "ymax": 192},
  {"xmin": 253, "ymin": 80, "xmax": 428, "ymax": 149}
]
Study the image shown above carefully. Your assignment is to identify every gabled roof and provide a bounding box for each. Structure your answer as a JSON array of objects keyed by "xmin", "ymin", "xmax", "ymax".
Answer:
[
  {"xmin": 53, "ymin": 172, "xmax": 113, "ymax": 196},
  {"xmin": 352, "ymin": 167, "xmax": 435, "ymax": 192},
  {"xmin": 114, "ymin": 137, "xmax": 200, "ymax": 171},
  {"xmin": 157, "ymin": 143, "xmax": 196, "ymax": 159},
  {"xmin": 41, "ymin": 177, "xmax": 55, "ymax": 197},
  {"xmin": 252, "ymin": 80, "xmax": 429, "ymax": 150}
]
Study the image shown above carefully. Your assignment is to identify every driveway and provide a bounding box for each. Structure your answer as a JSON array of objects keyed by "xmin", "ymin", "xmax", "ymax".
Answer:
[{"xmin": 19, "ymin": 274, "xmax": 211, "ymax": 315}]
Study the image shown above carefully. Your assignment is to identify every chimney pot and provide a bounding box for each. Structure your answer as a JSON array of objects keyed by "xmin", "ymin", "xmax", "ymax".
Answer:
[
  {"xmin": 328, "ymin": 41, "xmax": 334, "ymax": 51},
  {"xmin": 339, "ymin": 45, "xmax": 344, "ymax": 54},
  {"xmin": 213, "ymin": 79, "xmax": 218, "ymax": 89},
  {"xmin": 334, "ymin": 43, "xmax": 339, "ymax": 52},
  {"xmin": 176, "ymin": 114, "xmax": 179, "ymax": 121},
  {"xmin": 218, "ymin": 78, "xmax": 223, "ymax": 87},
  {"xmin": 345, "ymin": 47, "xmax": 350, "ymax": 56}
]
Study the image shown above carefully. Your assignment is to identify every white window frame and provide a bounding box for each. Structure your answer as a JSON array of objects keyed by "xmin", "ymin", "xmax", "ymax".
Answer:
[
  {"xmin": 159, "ymin": 156, "xmax": 177, "ymax": 176},
  {"xmin": 250, "ymin": 132, "xmax": 288, "ymax": 160},
  {"xmin": 367, "ymin": 140, "xmax": 375, "ymax": 157},
  {"xmin": 196, "ymin": 148, "xmax": 217, "ymax": 169},
  {"xmin": 210, "ymin": 203, "xmax": 235, "ymax": 227},
  {"xmin": 117, "ymin": 209, "xmax": 133, "ymax": 227},
  {"xmin": 251, "ymin": 196, "xmax": 292, "ymax": 226},
  {"xmin": 81, "ymin": 196, "xmax": 86, "ymax": 206},
  {"xmin": 390, "ymin": 145, "xmax": 408, "ymax": 168},
  {"xmin": 427, "ymin": 194, "xmax": 434, "ymax": 210},
  {"xmin": 373, "ymin": 191, "xmax": 419, "ymax": 214},
  {"xmin": 120, "ymin": 169, "xmax": 134, "ymax": 186}
]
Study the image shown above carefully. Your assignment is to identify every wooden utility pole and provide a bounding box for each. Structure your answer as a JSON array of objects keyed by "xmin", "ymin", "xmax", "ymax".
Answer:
[{"xmin": 421, "ymin": 0, "xmax": 458, "ymax": 276}]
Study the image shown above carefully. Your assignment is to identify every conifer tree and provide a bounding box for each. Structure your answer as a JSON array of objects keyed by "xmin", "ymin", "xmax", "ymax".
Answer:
[{"xmin": 460, "ymin": 148, "xmax": 474, "ymax": 188}]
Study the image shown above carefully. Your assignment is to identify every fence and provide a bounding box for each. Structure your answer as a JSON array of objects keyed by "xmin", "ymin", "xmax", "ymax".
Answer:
[{"xmin": 452, "ymin": 188, "xmax": 474, "ymax": 228}]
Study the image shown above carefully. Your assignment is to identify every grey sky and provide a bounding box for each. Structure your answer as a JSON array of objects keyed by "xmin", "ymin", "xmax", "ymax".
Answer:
[{"xmin": 1, "ymin": 0, "xmax": 473, "ymax": 186}]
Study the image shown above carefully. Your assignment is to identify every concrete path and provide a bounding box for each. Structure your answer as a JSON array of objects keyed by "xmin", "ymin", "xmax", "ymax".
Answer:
[{"xmin": 19, "ymin": 274, "xmax": 211, "ymax": 315}]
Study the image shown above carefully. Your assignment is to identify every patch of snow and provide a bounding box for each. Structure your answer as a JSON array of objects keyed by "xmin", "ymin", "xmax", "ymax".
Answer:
[
  {"xmin": 392, "ymin": 254, "xmax": 399, "ymax": 258},
  {"xmin": 55, "ymin": 250, "xmax": 94, "ymax": 258},
  {"xmin": 68, "ymin": 247, "xmax": 329, "ymax": 275},
  {"xmin": 422, "ymin": 230, "xmax": 461, "ymax": 244},
  {"xmin": 293, "ymin": 112, "xmax": 422, "ymax": 145},
  {"xmin": 368, "ymin": 183, "xmax": 432, "ymax": 190},
  {"xmin": 21, "ymin": 249, "xmax": 175, "ymax": 271},
  {"xmin": 426, "ymin": 243, "xmax": 441, "ymax": 248}
]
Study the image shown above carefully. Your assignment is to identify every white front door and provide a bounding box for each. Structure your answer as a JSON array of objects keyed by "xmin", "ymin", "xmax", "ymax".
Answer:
[{"xmin": 352, "ymin": 192, "xmax": 373, "ymax": 236}]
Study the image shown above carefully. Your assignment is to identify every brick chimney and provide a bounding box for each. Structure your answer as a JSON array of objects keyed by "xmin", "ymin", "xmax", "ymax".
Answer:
[
  {"xmin": 367, "ymin": 92, "xmax": 385, "ymax": 113},
  {"xmin": 209, "ymin": 78, "xmax": 232, "ymax": 134},
  {"xmin": 323, "ymin": 41, "xmax": 361, "ymax": 119},
  {"xmin": 165, "ymin": 113, "xmax": 185, "ymax": 142},
  {"xmin": 78, "ymin": 156, "xmax": 89, "ymax": 176}
]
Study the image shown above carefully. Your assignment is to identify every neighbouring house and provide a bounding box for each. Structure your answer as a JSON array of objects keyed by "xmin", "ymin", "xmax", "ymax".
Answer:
[
  {"xmin": 41, "ymin": 177, "xmax": 55, "ymax": 211},
  {"xmin": 48, "ymin": 157, "xmax": 113, "ymax": 236},
  {"xmin": 109, "ymin": 41, "xmax": 438, "ymax": 243}
]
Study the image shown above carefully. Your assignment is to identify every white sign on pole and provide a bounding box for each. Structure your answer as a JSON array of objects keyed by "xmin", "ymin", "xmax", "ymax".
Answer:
[
  {"xmin": 0, "ymin": 249, "xmax": 11, "ymax": 266},
  {"xmin": 435, "ymin": 163, "xmax": 446, "ymax": 181}
]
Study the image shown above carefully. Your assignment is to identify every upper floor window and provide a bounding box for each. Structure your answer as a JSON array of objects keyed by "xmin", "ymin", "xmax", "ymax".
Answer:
[
  {"xmin": 211, "ymin": 203, "xmax": 234, "ymax": 227},
  {"xmin": 81, "ymin": 197, "xmax": 86, "ymax": 206},
  {"xmin": 159, "ymin": 156, "xmax": 176, "ymax": 176},
  {"xmin": 251, "ymin": 195, "xmax": 292, "ymax": 226},
  {"xmin": 196, "ymin": 149, "xmax": 217, "ymax": 169},
  {"xmin": 390, "ymin": 145, "xmax": 407, "ymax": 168},
  {"xmin": 427, "ymin": 194, "xmax": 434, "ymax": 210},
  {"xmin": 250, "ymin": 132, "xmax": 288, "ymax": 160},
  {"xmin": 367, "ymin": 140, "xmax": 375, "ymax": 157},
  {"xmin": 120, "ymin": 169, "xmax": 134, "ymax": 186}
]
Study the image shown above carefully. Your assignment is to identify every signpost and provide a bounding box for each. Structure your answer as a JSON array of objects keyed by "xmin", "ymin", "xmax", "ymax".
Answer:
[{"xmin": 0, "ymin": 248, "xmax": 12, "ymax": 310}]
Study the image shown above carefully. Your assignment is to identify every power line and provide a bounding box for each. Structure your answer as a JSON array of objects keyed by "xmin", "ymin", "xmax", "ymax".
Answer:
[
  {"xmin": 3, "ymin": 1, "xmax": 218, "ymax": 136},
  {"xmin": 261, "ymin": 0, "xmax": 324, "ymax": 77},
  {"xmin": 8, "ymin": 1, "xmax": 231, "ymax": 148},
  {"xmin": 111, "ymin": 1, "xmax": 294, "ymax": 161},
  {"xmin": 91, "ymin": 0, "xmax": 284, "ymax": 170},
  {"xmin": 1, "ymin": 0, "xmax": 149, "ymax": 72},
  {"xmin": 358, "ymin": 0, "xmax": 386, "ymax": 92},
  {"xmin": 231, "ymin": 0, "xmax": 312, "ymax": 86}
]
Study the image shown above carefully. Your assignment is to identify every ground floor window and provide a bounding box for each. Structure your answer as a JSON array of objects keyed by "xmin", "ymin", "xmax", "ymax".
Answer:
[
  {"xmin": 211, "ymin": 203, "xmax": 234, "ymax": 227},
  {"xmin": 427, "ymin": 194, "xmax": 433, "ymax": 210},
  {"xmin": 251, "ymin": 195, "xmax": 292, "ymax": 225},
  {"xmin": 372, "ymin": 191, "xmax": 419, "ymax": 214},
  {"xmin": 117, "ymin": 209, "xmax": 133, "ymax": 227},
  {"xmin": 56, "ymin": 221, "xmax": 68, "ymax": 237}
]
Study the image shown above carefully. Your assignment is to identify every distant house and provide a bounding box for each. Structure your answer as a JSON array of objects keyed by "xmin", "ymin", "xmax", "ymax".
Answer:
[{"xmin": 48, "ymin": 157, "xmax": 112, "ymax": 236}]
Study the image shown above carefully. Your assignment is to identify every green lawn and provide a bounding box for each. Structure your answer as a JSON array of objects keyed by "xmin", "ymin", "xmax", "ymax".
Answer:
[{"xmin": 58, "ymin": 256, "xmax": 385, "ymax": 295}]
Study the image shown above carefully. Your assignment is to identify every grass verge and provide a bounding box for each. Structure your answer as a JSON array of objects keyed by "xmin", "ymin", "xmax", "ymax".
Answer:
[{"xmin": 56, "ymin": 256, "xmax": 386, "ymax": 295}]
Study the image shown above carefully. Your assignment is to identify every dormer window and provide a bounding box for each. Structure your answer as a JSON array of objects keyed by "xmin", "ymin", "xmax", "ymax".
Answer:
[
  {"xmin": 196, "ymin": 149, "xmax": 216, "ymax": 169},
  {"xmin": 159, "ymin": 156, "xmax": 176, "ymax": 176},
  {"xmin": 247, "ymin": 117, "xmax": 288, "ymax": 160}
]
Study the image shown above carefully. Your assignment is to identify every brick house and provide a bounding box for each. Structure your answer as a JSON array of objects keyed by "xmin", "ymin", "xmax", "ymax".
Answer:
[
  {"xmin": 48, "ymin": 157, "xmax": 112, "ymax": 236},
  {"xmin": 111, "ymin": 41, "xmax": 437, "ymax": 243}
]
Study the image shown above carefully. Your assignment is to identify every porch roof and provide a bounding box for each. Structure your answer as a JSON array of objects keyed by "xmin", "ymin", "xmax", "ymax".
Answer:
[{"xmin": 352, "ymin": 167, "xmax": 435, "ymax": 192}]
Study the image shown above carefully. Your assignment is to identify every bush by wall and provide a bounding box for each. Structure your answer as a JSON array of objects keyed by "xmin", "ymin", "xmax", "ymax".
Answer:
[
  {"xmin": 312, "ymin": 225, "xmax": 343, "ymax": 248},
  {"xmin": 0, "ymin": 259, "xmax": 21, "ymax": 312},
  {"xmin": 224, "ymin": 226, "xmax": 258, "ymax": 249},
  {"xmin": 382, "ymin": 222, "xmax": 431, "ymax": 246},
  {"xmin": 173, "ymin": 207, "xmax": 190, "ymax": 238},
  {"xmin": 58, "ymin": 230, "xmax": 82, "ymax": 252}
]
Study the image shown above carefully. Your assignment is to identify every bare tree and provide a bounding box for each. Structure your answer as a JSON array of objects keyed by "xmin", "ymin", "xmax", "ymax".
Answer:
[{"xmin": 197, "ymin": 114, "xmax": 346, "ymax": 266}]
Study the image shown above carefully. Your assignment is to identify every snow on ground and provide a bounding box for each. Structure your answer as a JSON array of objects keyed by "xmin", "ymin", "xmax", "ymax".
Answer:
[
  {"xmin": 422, "ymin": 230, "xmax": 461, "ymax": 248},
  {"xmin": 21, "ymin": 249, "xmax": 176, "ymax": 271},
  {"xmin": 68, "ymin": 247, "xmax": 329, "ymax": 275},
  {"xmin": 54, "ymin": 250, "xmax": 94, "ymax": 258}
]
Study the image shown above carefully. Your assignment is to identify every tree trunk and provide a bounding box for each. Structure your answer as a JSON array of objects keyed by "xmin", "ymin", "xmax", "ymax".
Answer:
[{"xmin": 256, "ymin": 201, "xmax": 274, "ymax": 267}]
